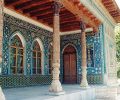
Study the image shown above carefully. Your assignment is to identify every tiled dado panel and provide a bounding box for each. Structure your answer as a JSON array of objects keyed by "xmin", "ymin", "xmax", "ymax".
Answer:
[
  {"xmin": 0, "ymin": 75, "xmax": 52, "ymax": 88},
  {"xmin": 0, "ymin": 74, "xmax": 102, "ymax": 88}
]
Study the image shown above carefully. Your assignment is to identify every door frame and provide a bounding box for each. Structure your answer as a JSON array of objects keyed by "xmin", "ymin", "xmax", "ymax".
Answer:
[{"xmin": 62, "ymin": 44, "xmax": 77, "ymax": 84}]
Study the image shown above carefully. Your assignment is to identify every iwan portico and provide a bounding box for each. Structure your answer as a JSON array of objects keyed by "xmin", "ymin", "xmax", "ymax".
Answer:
[{"xmin": 0, "ymin": 0, "xmax": 119, "ymax": 99}]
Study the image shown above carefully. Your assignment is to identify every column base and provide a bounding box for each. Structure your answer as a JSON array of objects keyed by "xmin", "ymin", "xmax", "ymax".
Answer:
[
  {"xmin": 0, "ymin": 87, "xmax": 5, "ymax": 100},
  {"xmin": 80, "ymin": 79, "xmax": 89, "ymax": 88},
  {"xmin": 48, "ymin": 91, "xmax": 65, "ymax": 96},
  {"xmin": 49, "ymin": 80, "xmax": 65, "ymax": 95}
]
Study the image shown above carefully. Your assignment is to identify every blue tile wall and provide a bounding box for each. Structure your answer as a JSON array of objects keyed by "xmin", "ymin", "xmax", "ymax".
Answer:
[
  {"xmin": 60, "ymin": 26, "xmax": 104, "ymax": 83},
  {"xmin": 2, "ymin": 13, "xmax": 104, "ymax": 84},
  {"xmin": 2, "ymin": 14, "xmax": 52, "ymax": 75}
]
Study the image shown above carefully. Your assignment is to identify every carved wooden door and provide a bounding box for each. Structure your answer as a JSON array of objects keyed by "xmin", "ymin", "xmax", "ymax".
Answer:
[{"xmin": 63, "ymin": 45, "xmax": 77, "ymax": 84}]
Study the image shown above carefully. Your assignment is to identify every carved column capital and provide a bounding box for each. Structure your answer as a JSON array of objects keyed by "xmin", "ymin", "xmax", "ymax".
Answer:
[
  {"xmin": 93, "ymin": 27, "xmax": 98, "ymax": 34},
  {"xmin": 0, "ymin": 0, "xmax": 3, "ymax": 15},
  {"xmin": 0, "ymin": 0, "xmax": 3, "ymax": 5},
  {"xmin": 79, "ymin": 21, "xmax": 86, "ymax": 32},
  {"xmin": 53, "ymin": 1, "xmax": 62, "ymax": 15}
]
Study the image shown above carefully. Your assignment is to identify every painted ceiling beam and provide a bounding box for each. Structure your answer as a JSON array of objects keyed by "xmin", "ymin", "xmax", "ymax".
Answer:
[{"xmin": 60, "ymin": 0, "xmax": 101, "ymax": 31}]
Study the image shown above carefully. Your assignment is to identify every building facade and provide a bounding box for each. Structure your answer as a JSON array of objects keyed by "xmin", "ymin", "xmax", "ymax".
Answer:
[{"xmin": 0, "ymin": 0, "xmax": 119, "ymax": 94}]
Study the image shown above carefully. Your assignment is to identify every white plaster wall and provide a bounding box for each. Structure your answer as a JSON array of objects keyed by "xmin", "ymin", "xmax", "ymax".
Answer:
[
  {"xmin": 104, "ymin": 23, "xmax": 117, "ymax": 86},
  {"xmin": 80, "ymin": 0, "xmax": 116, "ymax": 26}
]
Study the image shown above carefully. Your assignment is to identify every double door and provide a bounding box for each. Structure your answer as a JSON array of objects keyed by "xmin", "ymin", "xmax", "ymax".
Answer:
[{"xmin": 63, "ymin": 52, "xmax": 77, "ymax": 84}]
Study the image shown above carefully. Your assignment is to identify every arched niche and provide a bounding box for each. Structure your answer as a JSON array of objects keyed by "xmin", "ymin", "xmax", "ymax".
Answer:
[
  {"xmin": 9, "ymin": 31, "xmax": 26, "ymax": 75},
  {"xmin": 32, "ymin": 38, "xmax": 44, "ymax": 75}
]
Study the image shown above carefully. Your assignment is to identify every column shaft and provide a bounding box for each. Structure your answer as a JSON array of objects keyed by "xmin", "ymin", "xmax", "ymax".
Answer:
[
  {"xmin": 49, "ymin": 1, "xmax": 63, "ymax": 93},
  {"xmin": 80, "ymin": 21, "xmax": 88, "ymax": 87}
]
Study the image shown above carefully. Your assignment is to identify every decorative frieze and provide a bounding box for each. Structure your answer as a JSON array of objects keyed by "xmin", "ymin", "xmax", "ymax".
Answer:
[
  {"xmin": 4, "ymin": 14, "xmax": 52, "ymax": 38},
  {"xmin": 53, "ymin": 1, "xmax": 62, "ymax": 15}
]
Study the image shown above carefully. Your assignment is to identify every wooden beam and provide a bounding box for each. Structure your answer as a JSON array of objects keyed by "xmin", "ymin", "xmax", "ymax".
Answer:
[
  {"xmin": 36, "ymin": 9, "xmax": 71, "ymax": 19},
  {"xmin": 15, "ymin": 0, "xmax": 51, "ymax": 10},
  {"xmin": 39, "ymin": 13, "xmax": 76, "ymax": 23},
  {"xmin": 60, "ymin": 0, "xmax": 100, "ymax": 30},
  {"xmin": 47, "ymin": 17, "xmax": 77, "ymax": 24},
  {"xmin": 30, "ymin": 8, "xmax": 52, "ymax": 16},
  {"xmin": 114, "ymin": 16, "xmax": 120, "ymax": 22},
  {"xmin": 107, "ymin": 7, "xmax": 117, "ymax": 12},
  {"xmin": 30, "ymin": 8, "xmax": 67, "ymax": 17},
  {"xmin": 40, "ymin": 12, "xmax": 75, "ymax": 20},
  {"xmin": 5, "ymin": 0, "xmax": 20, "ymax": 5},
  {"xmin": 112, "ymin": 14, "xmax": 120, "ymax": 17},
  {"xmin": 23, "ymin": 3, "xmax": 52, "ymax": 13},
  {"xmin": 41, "ymin": 12, "xmax": 75, "ymax": 23},
  {"xmin": 37, "ymin": 13, "xmax": 53, "ymax": 19},
  {"xmin": 60, "ymin": 21, "xmax": 79, "ymax": 27},
  {"xmin": 102, "ymin": 0, "xmax": 118, "ymax": 11},
  {"xmin": 37, "ymin": 10, "xmax": 70, "ymax": 20},
  {"xmin": 61, "ymin": 28, "xmax": 79, "ymax": 32},
  {"xmin": 60, "ymin": 14, "xmax": 76, "ymax": 19},
  {"xmin": 5, "ymin": 0, "xmax": 29, "ymax": 6},
  {"xmin": 61, "ymin": 17, "xmax": 77, "ymax": 22},
  {"xmin": 60, "ymin": 24, "xmax": 79, "ymax": 28},
  {"xmin": 32, "ymin": 11, "xmax": 53, "ymax": 17},
  {"xmin": 102, "ymin": 0, "xmax": 112, "ymax": 4},
  {"xmin": 110, "ymin": 10, "xmax": 119, "ymax": 14},
  {"xmin": 105, "ymin": 4, "xmax": 115, "ymax": 8},
  {"xmin": 24, "ymin": 1, "xmax": 52, "ymax": 11},
  {"xmin": 38, "ymin": 16, "xmax": 53, "ymax": 20},
  {"xmin": 61, "ymin": 26, "xmax": 80, "ymax": 29},
  {"xmin": 103, "ymin": 1, "xmax": 113, "ymax": 5},
  {"xmin": 60, "ymin": 26, "xmax": 83, "ymax": 32},
  {"xmin": 60, "ymin": 20, "xmax": 79, "ymax": 24}
]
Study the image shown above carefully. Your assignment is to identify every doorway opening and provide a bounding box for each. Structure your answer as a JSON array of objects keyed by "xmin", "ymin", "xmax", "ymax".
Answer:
[{"xmin": 63, "ymin": 45, "xmax": 77, "ymax": 84}]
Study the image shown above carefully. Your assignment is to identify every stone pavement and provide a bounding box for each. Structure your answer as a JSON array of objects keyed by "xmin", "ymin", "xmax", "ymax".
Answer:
[
  {"xmin": 2, "ymin": 85, "xmax": 120, "ymax": 100},
  {"xmin": 3, "ymin": 85, "xmax": 95, "ymax": 100},
  {"xmin": 95, "ymin": 85, "xmax": 119, "ymax": 100}
]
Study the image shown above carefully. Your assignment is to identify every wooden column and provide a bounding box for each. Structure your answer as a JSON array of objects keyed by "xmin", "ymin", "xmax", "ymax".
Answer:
[
  {"xmin": 0, "ymin": 0, "xmax": 5, "ymax": 100},
  {"xmin": 49, "ymin": 1, "xmax": 64, "ymax": 95},
  {"xmin": 80, "ymin": 21, "xmax": 88, "ymax": 87}
]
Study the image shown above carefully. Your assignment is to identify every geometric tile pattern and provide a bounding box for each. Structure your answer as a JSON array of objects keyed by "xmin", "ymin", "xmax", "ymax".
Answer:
[
  {"xmin": 60, "ymin": 27, "xmax": 104, "ymax": 84},
  {"xmin": 0, "ymin": 75, "xmax": 52, "ymax": 88},
  {"xmin": 2, "ymin": 14, "xmax": 52, "ymax": 75},
  {"xmin": 1, "ymin": 13, "xmax": 104, "ymax": 88}
]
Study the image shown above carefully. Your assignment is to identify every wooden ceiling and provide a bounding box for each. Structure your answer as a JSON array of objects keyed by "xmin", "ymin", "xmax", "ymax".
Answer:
[
  {"xmin": 102, "ymin": 0, "xmax": 120, "ymax": 23},
  {"xmin": 4, "ymin": 0, "xmax": 100, "ymax": 32}
]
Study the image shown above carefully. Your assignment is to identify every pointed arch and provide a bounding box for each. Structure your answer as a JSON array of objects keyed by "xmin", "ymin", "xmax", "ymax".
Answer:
[
  {"xmin": 9, "ymin": 31, "xmax": 26, "ymax": 47},
  {"xmin": 9, "ymin": 31, "xmax": 26, "ymax": 75},
  {"xmin": 62, "ymin": 44, "xmax": 77, "ymax": 83},
  {"xmin": 32, "ymin": 38, "xmax": 44, "ymax": 75},
  {"xmin": 62, "ymin": 43, "xmax": 78, "ymax": 54}
]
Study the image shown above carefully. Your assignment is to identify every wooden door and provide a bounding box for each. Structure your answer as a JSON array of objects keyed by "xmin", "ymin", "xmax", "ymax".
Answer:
[{"xmin": 63, "ymin": 45, "xmax": 77, "ymax": 84}]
